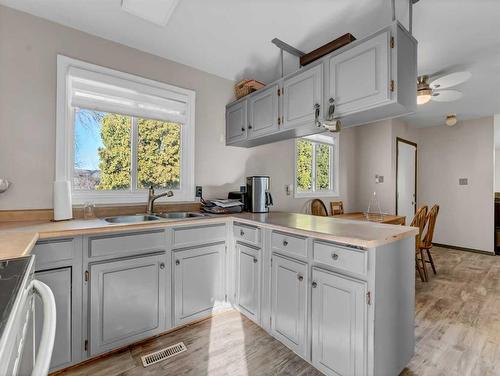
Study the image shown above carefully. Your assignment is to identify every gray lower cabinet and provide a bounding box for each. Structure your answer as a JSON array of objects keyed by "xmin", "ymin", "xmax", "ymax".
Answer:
[
  {"xmin": 88, "ymin": 253, "xmax": 166, "ymax": 356},
  {"xmin": 311, "ymin": 268, "xmax": 367, "ymax": 376},
  {"xmin": 236, "ymin": 243, "xmax": 260, "ymax": 323},
  {"xmin": 173, "ymin": 244, "xmax": 225, "ymax": 326},
  {"xmin": 34, "ymin": 268, "xmax": 72, "ymax": 370},
  {"xmin": 270, "ymin": 254, "xmax": 308, "ymax": 357}
]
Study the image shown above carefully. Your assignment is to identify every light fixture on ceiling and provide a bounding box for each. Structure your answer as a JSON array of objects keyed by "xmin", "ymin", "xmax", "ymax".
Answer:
[
  {"xmin": 445, "ymin": 114, "xmax": 457, "ymax": 127},
  {"xmin": 121, "ymin": 0, "xmax": 180, "ymax": 26},
  {"xmin": 417, "ymin": 75, "xmax": 432, "ymax": 105}
]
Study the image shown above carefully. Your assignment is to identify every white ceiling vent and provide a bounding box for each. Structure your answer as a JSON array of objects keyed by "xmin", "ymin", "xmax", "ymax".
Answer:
[
  {"xmin": 121, "ymin": 0, "xmax": 179, "ymax": 26},
  {"xmin": 141, "ymin": 342, "xmax": 187, "ymax": 367}
]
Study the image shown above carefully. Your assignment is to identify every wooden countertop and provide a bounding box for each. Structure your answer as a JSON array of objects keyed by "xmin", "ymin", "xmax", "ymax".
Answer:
[{"xmin": 0, "ymin": 212, "xmax": 418, "ymax": 260}]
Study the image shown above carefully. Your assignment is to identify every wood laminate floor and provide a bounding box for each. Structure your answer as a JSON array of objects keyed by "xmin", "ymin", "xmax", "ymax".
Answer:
[{"xmin": 58, "ymin": 247, "xmax": 500, "ymax": 376}]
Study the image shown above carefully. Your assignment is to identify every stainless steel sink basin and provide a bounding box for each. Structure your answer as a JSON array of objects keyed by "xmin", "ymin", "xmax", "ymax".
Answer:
[
  {"xmin": 155, "ymin": 212, "xmax": 206, "ymax": 219},
  {"xmin": 104, "ymin": 215, "xmax": 160, "ymax": 224}
]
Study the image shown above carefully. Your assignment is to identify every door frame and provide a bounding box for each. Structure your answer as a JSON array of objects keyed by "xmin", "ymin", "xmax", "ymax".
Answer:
[{"xmin": 395, "ymin": 137, "xmax": 418, "ymax": 216}]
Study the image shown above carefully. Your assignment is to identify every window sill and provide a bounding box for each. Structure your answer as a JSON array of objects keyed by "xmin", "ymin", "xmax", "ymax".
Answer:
[{"xmin": 294, "ymin": 191, "xmax": 340, "ymax": 199}]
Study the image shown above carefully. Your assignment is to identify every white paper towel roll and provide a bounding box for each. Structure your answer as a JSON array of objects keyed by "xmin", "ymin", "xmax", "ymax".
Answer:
[{"xmin": 53, "ymin": 180, "xmax": 73, "ymax": 221}]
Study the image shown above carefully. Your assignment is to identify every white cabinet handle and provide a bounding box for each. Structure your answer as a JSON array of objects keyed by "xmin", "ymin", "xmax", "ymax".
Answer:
[{"xmin": 31, "ymin": 280, "xmax": 56, "ymax": 376}]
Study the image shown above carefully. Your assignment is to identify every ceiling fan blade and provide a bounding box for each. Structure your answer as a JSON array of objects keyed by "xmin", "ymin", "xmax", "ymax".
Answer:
[
  {"xmin": 431, "ymin": 89, "xmax": 463, "ymax": 102},
  {"xmin": 430, "ymin": 71, "xmax": 471, "ymax": 90}
]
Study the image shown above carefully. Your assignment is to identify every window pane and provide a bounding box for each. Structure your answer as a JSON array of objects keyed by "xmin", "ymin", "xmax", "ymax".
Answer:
[
  {"xmin": 73, "ymin": 109, "xmax": 131, "ymax": 190},
  {"xmin": 315, "ymin": 143, "xmax": 331, "ymax": 191},
  {"xmin": 296, "ymin": 139, "xmax": 313, "ymax": 192},
  {"xmin": 137, "ymin": 118, "xmax": 181, "ymax": 190}
]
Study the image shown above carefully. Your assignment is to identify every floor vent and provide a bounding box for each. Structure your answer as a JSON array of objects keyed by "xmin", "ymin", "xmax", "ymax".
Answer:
[{"xmin": 141, "ymin": 342, "xmax": 187, "ymax": 367}]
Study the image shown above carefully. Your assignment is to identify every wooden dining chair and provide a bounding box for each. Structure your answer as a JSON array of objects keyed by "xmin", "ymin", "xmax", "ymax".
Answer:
[
  {"xmin": 421, "ymin": 205, "xmax": 439, "ymax": 275},
  {"xmin": 411, "ymin": 206, "xmax": 428, "ymax": 282},
  {"xmin": 311, "ymin": 199, "xmax": 328, "ymax": 216},
  {"xmin": 330, "ymin": 201, "xmax": 344, "ymax": 216}
]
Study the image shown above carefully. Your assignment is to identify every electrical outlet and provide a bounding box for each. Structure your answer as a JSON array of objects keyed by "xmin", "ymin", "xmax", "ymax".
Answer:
[
  {"xmin": 459, "ymin": 178, "xmax": 468, "ymax": 186},
  {"xmin": 195, "ymin": 186, "xmax": 203, "ymax": 197},
  {"xmin": 375, "ymin": 175, "xmax": 384, "ymax": 184}
]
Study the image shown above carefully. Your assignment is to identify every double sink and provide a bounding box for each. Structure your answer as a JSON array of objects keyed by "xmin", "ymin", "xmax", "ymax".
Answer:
[{"xmin": 103, "ymin": 212, "xmax": 207, "ymax": 224}]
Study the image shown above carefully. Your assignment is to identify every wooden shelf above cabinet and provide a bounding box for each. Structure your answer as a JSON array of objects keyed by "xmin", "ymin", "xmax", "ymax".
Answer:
[{"xmin": 300, "ymin": 33, "xmax": 356, "ymax": 66}]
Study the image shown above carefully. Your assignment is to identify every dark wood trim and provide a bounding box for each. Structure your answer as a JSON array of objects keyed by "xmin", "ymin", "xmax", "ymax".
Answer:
[
  {"xmin": 434, "ymin": 243, "xmax": 495, "ymax": 256},
  {"xmin": 300, "ymin": 33, "xmax": 356, "ymax": 66},
  {"xmin": 395, "ymin": 137, "xmax": 418, "ymax": 217}
]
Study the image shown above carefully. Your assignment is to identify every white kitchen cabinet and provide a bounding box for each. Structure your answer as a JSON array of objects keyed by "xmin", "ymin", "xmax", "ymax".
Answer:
[
  {"xmin": 248, "ymin": 83, "xmax": 279, "ymax": 138},
  {"xmin": 226, "ymin": 100, "xmax": 248, "ymax": 144},
  {"xmin": 327, "ymin": 30, "xmax": 390, "ymax": 117},
  {"xmin": 173, "ymin": 244, "xmax": 225, "ymax": 325},
  {"xmin": 236, "ymin": 243, "xmax": 260, "ymax": 323},
  {"xmin": 283, "ymin": 64, "xmax": 323, "ymax": 130},
  {"xmin": 88, "ymin": 253, "xmax": 166, "ymax": 356},
  {"xmin": 34, "ymin": 268, "xmax": 72, "ymax": 370},
  {"xmin": 271, "ymin": 254, "xmax": 308, "ymax": 357},
  {"xmin": 311, "ymin": 268, "xmax": 367, "ymax": 376}
]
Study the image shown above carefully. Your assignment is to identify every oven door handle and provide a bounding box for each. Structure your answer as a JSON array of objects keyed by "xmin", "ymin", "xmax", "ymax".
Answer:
[{"xmin": 31, "ymin": 280, "xmax": 56, "ymax": 376}]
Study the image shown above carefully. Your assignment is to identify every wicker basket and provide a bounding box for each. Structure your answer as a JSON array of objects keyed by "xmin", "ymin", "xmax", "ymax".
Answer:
[{"xmin": 235, "ymin": 79, "xmax": 265, "ymax": 99}]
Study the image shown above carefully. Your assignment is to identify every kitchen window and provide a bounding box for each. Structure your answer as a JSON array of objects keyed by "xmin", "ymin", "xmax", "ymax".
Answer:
[
  {"xmin": 56, "ymin": 56, "xmax": 195, "ymax": 204},
  {"xmin": 294, "ymin": 133, "xmax": 339, "ymax": 198}
]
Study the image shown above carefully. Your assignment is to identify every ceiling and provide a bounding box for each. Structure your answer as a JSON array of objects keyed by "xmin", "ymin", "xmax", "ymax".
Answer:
[{"xmin": 1, "ymin": 0, "xmax": 499, "ymax": 127}]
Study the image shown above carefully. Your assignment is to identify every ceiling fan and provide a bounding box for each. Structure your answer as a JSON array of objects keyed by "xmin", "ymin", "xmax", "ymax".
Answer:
[{"xmin": 416, "ymin": 71, "xmax": 472, "ymax": 105}]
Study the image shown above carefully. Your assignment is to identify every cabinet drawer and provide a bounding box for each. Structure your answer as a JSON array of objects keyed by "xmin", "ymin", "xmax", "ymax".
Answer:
[
  {"xmin": 313, "ymin": 241, "xmax": 367, "ymax": 275},
  {"xmin": 88, "ymin": 230, "xmax": 165, "ymax": 258},
  {"xmin": 32, "ymin": 238, "xmax": 75, "ymax": 268},
  {"xmin": 172, "ymin": 224, "xmax": 226, "ymax": 248},
  {"xmin": 233, "ymin": 223, "xmax": 260, "ymax": 246},
  {"xmin": 271, "ymin": 231, "xmax": 307, "ymax": 258}
]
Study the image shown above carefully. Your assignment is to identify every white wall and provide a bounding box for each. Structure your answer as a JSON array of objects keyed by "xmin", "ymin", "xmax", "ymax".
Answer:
[{"xmin": 415, "ymin": 117, "xmax": 494, "ymax": 252}]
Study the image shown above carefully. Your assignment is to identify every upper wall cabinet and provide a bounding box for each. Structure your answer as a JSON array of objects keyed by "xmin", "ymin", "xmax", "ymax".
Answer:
[
  {"xmin": 226, "ymin": 22, "xmax": 417, "ymax": 148},
  {"xmin": 327, "ymin": 31, "xmax": 390, "ymax": 116},
  {"xmin": 282, "ymin": 65, "xmax": 323, "ymax": 130},
  {"xmin": 248, "ymin": 83, "xmax": 280, "ymax": 138}
]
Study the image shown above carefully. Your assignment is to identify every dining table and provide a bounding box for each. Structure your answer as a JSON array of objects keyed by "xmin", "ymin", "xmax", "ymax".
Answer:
[{"xmin": 333, "ymin": 212, "xmax": 406, "ymax": 225}]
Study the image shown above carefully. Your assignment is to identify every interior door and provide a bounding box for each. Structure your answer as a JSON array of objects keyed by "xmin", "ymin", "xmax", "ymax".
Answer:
[
  {"xmin": 328, "ymin": 31, "xmax": 390, "ymax": 116},
  {"xmin": 248, "ymin": 84, "xmax": 279, "ymax": 138},
  {"xmin": 396, "ymin": 138, "xmax": 417, "ymax": 223},
  {"xmin": 271, "ymin": 254, "xmax": 307, "ymax": 357},
  {"xmin": 236, "ymin": 243, "xmax": 260, "ymax": 322}
]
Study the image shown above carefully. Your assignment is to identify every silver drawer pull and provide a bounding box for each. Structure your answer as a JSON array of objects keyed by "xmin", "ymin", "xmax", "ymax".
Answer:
[
  {"xmin": 332, "ymin": 253, "xmax": 339, "ymax": 261},
  {"xmin": 282, "ymin": 240, "xmax": 288, "ymax": 246},
  {"xmin": 253, "ymin": 257, "xmax": 258, "ymax": 263},
  {"xmin": 240, "ymin": 229, "xmax": 245, "ymax": 236},
  {"xmin": 175, "ymin": 260, "xmax": 180, "ymax": 266},
  {"xmin": 297, "ymin": 274, "xmax": 303, "ymax": 281},
  {"xmin": 159, "ymin": 262, "xmax": 165, "ymax": 269},
  {"xmin": 312, "ymin": 281, "xmax": 317, "ymax": 288}
]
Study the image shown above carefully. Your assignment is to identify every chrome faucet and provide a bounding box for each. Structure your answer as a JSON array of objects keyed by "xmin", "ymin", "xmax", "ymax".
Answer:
[{"xmin": 146, "ymin": 186, "xmax": 174, "ymax": 215}]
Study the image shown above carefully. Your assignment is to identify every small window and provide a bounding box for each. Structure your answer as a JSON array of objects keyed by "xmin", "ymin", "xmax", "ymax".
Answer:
[
  {"xmin": 294, "ymin": 134, "xmax": 339, "ymax": 198},
  {"xmin": 57, "ymin": 55, "xmax": 195, "ymax": 204}
]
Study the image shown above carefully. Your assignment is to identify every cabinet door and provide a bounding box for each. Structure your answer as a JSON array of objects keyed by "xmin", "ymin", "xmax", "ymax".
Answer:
[
  {"xmin": 271, "ymin": 254, "xmax": 307, "ymax": 357},
  {"xmin": 248, "ymin": 84, "xmax": 279, "ymax": 138},
  {"xmin": 311, "ymin": 268, "xmax": 367, "ymax": 376},
  {"xmin": 174, "ymin": 244, "xmax": 225, "ymax": 325},
  {"xmin": 226, "ymin": 100, "xmax": 248, "ymax": 144},
  {"xmin": 236, "ymin": 243, "xmax": 260, "ymax": 322},
  {"xmin": 283, "ymin": 64, "xmax": 323, "ymax": 129},
  {"xmin": 89, "ymin": 253, "xmax": 166, "ymax": 356},
  {"xmin": 328, "ymin": 31, "xmax": 390, "ymax": 116},
  {"xmin": 35, "ymin": 268, "xmax": 72, "ymax": 370}
]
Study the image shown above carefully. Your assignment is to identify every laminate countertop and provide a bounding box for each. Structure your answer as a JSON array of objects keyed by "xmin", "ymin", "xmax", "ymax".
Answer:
[{"xmin": 0, "ymin": 212, "xmax": 418, "ymax": 260}]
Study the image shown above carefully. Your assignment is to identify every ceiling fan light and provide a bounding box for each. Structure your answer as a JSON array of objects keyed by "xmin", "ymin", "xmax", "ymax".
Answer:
[
  {"xmin": 417, "ymin": 89, "xmax": 432, "ymax": 105},
  {"xmin": 445, "ymin": 114, "xmax": 457, "ymax": 126}
]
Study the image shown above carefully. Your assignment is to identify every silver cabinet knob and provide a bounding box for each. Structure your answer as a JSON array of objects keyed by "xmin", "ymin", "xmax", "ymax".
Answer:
[
  {"xmin": 282, "ymin": 240, "xmax": 288, "ymax": 247},
  {"xmin": 159, "ymin": 262, "xmax": 165, "ymax": 269},
  {"xmin": 332, "ymin": 253, "xmax": 339, "ymax": 261},
  {"xmin": 175, "ymin": 260, "xmax": 180, "ymax": 266},
  {"xmin": 298, "ymin": 275, "xmax": 303, "ymax": 281},
  {"xmin": 253, "ymin": 257, "xmax": 258, "ymax": 263},
  {"xmin": 312, "ymin": 281, "xmax": 318, "ymax": 288},
  {"xmin": 240, "ymin": 229, "xmax": 245, "ymax": 236}
]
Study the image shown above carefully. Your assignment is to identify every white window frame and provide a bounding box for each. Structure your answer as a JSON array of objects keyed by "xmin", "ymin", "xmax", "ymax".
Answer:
[
  {"xmin": 56, "ymin": 55, "xmax": 195, "ymax": 205},
  {"xmin": 294, "ymin": 133, "xmax": 340, "ymax": 198}
]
